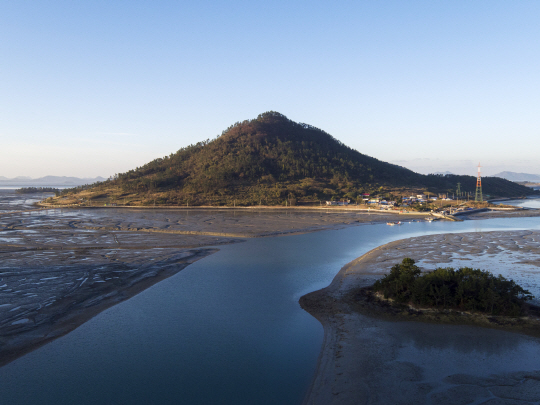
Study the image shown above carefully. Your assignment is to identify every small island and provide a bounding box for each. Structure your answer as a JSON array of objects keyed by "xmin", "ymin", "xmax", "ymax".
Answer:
[
  {"xmin": 352, "ymin": 258, "xmax": 540, "ymax": 330},
  {"xmin": 374, "ymin": 258, "xmax": 534, "ymax": 315}
]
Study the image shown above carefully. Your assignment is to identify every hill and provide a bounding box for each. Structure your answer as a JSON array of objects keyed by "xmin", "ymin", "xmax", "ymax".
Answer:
[
  {"xmin": 492, "ymin": 171, "xmax": 540, "ymax": 182},
  {"xmin": 53, "ymin": 112, "xmax": 533, "ymax": 206}
]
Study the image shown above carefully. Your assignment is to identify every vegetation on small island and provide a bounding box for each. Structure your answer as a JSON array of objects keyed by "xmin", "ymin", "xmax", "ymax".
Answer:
[
  {"xmin": 372, "ymin": 258, "xmax": 533, "ymax": 316},
  {"xmin": 45, "ymin": 112, "xmax": 534, "ymax": 207},
  {"xmin": 17, "ymin": 187, "xmax": 60, "ymax": 195}
]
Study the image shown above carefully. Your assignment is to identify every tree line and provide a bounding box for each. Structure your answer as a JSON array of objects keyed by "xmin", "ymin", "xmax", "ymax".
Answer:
[{"xmin": 17, "ymin": 187, "xmax": 60, "ymax": 195}]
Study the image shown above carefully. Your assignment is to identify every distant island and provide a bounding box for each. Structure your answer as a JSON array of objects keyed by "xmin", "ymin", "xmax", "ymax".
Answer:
[
  {"xmin": 492, "ymin": 171, "xmax": 540, "ymax": 182},
  {"xmin": 0, "ymin": 175, "xmax": 106, "ymax": 187},
  {"xmin": 16, "ymin": 187, "xmax": 60, "ymax": 195},
  {"xmin": 43, "ymin": 112, "xmax": 533, "ymax": 207}
]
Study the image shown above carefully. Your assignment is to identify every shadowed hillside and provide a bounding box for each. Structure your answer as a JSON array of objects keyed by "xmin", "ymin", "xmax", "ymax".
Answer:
[
  {"xmin": 424, "ymin": 173, "xmax": 533, "ymax": 199},
  {"xmin": 54, "ymin": 112, "xmax": 533, "ymax": 206}
]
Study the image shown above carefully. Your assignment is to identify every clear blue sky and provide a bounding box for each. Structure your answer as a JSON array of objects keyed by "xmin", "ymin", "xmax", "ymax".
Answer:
[{"xmin": 1, "ymin": 1, "xmax": 539, "ymax": 177}]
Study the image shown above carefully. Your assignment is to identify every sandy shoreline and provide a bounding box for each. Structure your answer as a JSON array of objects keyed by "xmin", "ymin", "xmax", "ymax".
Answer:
[{"xmin": 300, "ymin": 230, "xmax": 540, "ymax": 405}]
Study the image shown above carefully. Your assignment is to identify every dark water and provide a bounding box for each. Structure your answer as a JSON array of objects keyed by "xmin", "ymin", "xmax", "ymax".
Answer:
[{"xmin": 1, "ymin": 217, "xmax": 540, "ymax": 404}]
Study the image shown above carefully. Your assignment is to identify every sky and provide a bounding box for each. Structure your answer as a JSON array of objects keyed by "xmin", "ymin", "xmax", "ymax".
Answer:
[{"xmin": 1, "ymin": 1, "xmax": 539, "ymax": 178}]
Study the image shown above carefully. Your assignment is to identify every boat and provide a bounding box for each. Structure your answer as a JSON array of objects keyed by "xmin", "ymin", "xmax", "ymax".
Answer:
[{"xmin": 386, "ymin": 221, "xmax": 402, "ymax": 226}]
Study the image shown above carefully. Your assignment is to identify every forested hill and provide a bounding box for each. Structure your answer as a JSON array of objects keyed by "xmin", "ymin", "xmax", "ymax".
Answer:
[
  {"xmin": 118, "ymin": 111, "xmax": 421, "ymax": 191},
  {"xmin": 58, "ymin": 112, "xmax": 533, "ymax": 206}
]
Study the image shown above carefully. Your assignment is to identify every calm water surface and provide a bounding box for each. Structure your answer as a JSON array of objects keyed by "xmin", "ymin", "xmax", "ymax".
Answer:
[
  {"xmin": 1, "ymin": 215, "xmax": 540, "ymax": 404},
  {"xmin": 502, "ymin": 196, "xmax": 540, "ymax": 209}
]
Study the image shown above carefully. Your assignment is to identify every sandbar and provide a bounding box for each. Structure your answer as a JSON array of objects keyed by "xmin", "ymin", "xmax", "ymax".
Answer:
[{"xmin": 300, "ymin": 230, "xmax": 540, "ymax": 404}]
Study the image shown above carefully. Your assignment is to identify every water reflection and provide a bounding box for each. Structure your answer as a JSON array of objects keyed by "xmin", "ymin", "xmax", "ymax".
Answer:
[
  {"xmin": 500, "ymin": 197, "xmax": 540, "ymax": 209},
  {"xmin": 394, "ymin": 320, "xmax": 529, "ymax": 355},
  {"xmin": 396, "ymin": 321, "xmax": 540, "ymax": 379}
]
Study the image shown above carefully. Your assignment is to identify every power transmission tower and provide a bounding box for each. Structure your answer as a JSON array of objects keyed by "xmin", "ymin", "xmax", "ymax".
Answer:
[{"xmin": 475, "ymin": 163, "xmax": 483, "ymax": 202}]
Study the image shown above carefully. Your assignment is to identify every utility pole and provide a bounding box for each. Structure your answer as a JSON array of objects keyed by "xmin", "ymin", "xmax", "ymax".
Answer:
[{"xmin": 475, "ymin": 163, "xmax": 483, "ymax": 202}]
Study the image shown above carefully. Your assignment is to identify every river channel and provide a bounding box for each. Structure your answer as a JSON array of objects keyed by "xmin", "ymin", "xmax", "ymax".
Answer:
[{"xmin": 1, "ymin": 204, "xmax": 540, "ymax": 404}]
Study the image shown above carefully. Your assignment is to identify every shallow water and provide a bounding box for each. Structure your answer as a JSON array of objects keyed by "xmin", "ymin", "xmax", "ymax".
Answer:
[
  {"xmin": 435, "ymin": 249, "xmax": 540, "ymax": 303},
  {"xmin": 1, "ymin": 215, "xmax": 540, "ymax": 404},
  {"xmin": 502, "ymin": 196, "xmax": 540, "ymax": 209},
  {"xmin": 0, "ymin": 190, "xmax": 54, "ymax": 212}
]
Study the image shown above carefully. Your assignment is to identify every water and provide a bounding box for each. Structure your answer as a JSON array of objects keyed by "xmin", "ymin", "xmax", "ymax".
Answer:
[
  {"xmin": 501, "ymin": 196, "xmax": 540, "ymax": 209},
  {"xmin": 0, "ymin": 189, "xmax": 55, "ymax": 213},
  {"xmin": 1, "ymin": 217, "xmax": 540, "ymax": 404},
  {"xmin": 0, "ymin": 186, "xmax": 70, "ymax": 190}
]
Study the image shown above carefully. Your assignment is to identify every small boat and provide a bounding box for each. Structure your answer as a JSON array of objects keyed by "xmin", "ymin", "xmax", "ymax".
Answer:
[{"xmin": 386, "ymin": 221, "xmax": 402, "ymax": 226}]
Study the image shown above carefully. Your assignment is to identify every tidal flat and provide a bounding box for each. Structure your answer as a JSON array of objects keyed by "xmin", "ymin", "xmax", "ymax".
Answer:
[
  {"xmin": 3, "ymin": 189, "xmax": 540, "ymax": 404},
  {"xmin": 301, "ymin": 230, "xmax": 540, "ymax": 405},
  {"xmin": 0, "ymin": 191, "xmax": 421, "ymax": 367}
]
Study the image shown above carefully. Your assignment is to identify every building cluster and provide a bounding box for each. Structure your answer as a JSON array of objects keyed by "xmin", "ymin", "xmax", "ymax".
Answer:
[
  {"xmin": 324, "ymin": 193, "xmax": 456, "ymax": 208},
  {"xmin": 363, "ymin": 198, "xmax": 397, "ymax": 209},
  {"xmin": 401, "ymin": 194, "xmax": 454, "ymax": 206},
  {"xmin": 325, "ymin": 200, "xmax": 351, "ymax": 206}
]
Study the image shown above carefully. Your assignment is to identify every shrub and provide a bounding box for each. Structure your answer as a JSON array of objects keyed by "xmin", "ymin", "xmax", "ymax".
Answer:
[{"xmin": 372, "ymin": 258, "xmax": 533, "ymax": 316}]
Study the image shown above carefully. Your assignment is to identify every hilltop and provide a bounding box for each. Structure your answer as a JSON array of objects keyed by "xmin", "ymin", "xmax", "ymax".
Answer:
[
  {"xmin": 50, "ymin": 112, "xmax": 533, "ymax": 206},
  {"xmin": 492, "ymin": 171, "xmax": 540, "ymax": 182}
]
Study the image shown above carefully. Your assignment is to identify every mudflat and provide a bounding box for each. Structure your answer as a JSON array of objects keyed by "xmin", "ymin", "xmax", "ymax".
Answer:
[
  {"xmin": 2, "ymin": 190, "xmax": 540, "ymax": 386},
  {"xmin": 0, "ymin": 192, "xmax": 426, "ymax": 367},
  {"xmin": 301, "ymin": 230, "xmax": 540, "ymax": 405}
]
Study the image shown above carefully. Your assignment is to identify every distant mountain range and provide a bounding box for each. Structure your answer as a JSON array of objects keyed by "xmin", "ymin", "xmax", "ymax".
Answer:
[
  {"xmin": 0, "ymin": 175, "xmax": 106, "ymax": 187},
  {"xmin": 492, "ymin": 171, "xmax": 540, "ymax": 182}
]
